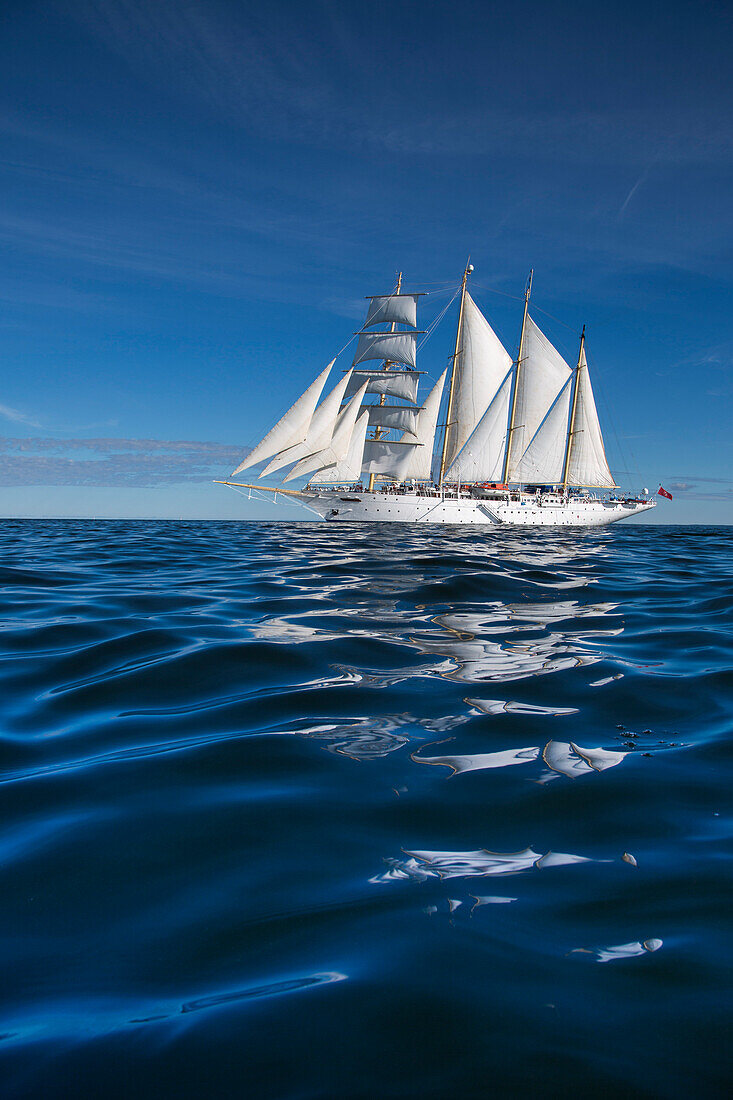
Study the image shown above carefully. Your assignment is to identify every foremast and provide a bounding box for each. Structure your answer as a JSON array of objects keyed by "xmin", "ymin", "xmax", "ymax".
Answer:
[
  {"xmin": 367, "ymin": 271, "xmax": 402, "ymax": 493},
  {"xmin": 438, "ymin": 259, "xmax": 472, "ymax": 488}
]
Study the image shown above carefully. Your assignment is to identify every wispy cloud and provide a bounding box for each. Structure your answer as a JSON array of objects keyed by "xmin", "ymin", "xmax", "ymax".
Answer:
[
  {"xmin": 66, "ymin": 1, "xmax": 733, "ymax": 167},
  {"xmin": 0, "ymin": 402, "xmax": 43, "ymax": 429},
  {"xmin": 618, "ymin": 168, "xmax": 650, "ymax": 219},
  {"xmin": 669, "ymin": 474, "xmax": 733, "ymax": 485},
  {"xmin": 0, "ymin": 437, "xmax": 243, "ymax": 487}
]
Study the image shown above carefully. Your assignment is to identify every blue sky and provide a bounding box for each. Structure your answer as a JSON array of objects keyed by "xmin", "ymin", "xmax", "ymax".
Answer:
[{"xmin": 0, "ymin": 0, "xmax": 730, "ymax": 522}]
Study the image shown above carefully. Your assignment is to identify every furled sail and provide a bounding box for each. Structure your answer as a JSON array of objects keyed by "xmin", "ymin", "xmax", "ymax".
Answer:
[
  {"xmin": 309, "ymin": 411, "xmax": 369, "ymax": 485},
  {"xmin": 442, "ymin": 293, "xmax": 513, "ymax": 472},
  {"xmin": 506, "ymin": 316, "xmax": 573, "ymax": 481},
  {"xmin": 364, "ymin": 294, "xmax": 419, "ymax": 330},
  {"xmin": 259, "ymin": 369, "xmax": 352, "ymax": 477},
  {"xmin": 232, "ymin": 361, "xmax": 333, "ymax": 475},
  {"xmin": 352, "ymin": 331, "xmax": 420, "ymax": 369},
  {"xmin": 362, "ymin": 440, "xmax": 420, "ymax": 481},
  {"xmin": 364, "ymin": 405, "xmax": 421, "ymax": 433},
  {"xmin": 284, "ymin": 382, "xmax": 368, "ymax": 482},
  {"xmin": 400, "ymin": 369, "xmax": 447, "ymax": 481},
  {"xmin": 444, "ymin": 369, "xmax": 512, "ymax": 483},
  {"xmin": 515, "ymin": 377, "xmax": 572, "ymax": 484},
  {"xmin": 566, "ymin": 348, "xmax": 616, "ymax": 487},
  {"xmin": 344, "ymin": 369, "xmax": 421, "ymax": 404}
]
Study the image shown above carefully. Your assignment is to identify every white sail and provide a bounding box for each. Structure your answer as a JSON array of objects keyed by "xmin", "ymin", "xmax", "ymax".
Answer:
[
  {"xmin": 232, "ymin": 361, "xmax": 333, "ymax": 475},
  {"xmin": 506, "ymin": 316, "xmax": 572, "ymax": 480},
  {"xmin": 566, "ymin": 348, "xmax": 616, "ymax": 487},
  {"xmin": 362, "ymin": 440, "xmax": 420, "ymax": 480},
  {"xmin": 284, "ymin": 383, "xmax": 368, "ymax": 482},
  {"xmin": 309, "ymin": 411, "xmax": 369, "ymax": 485},
  {"xmin": 364, "ymin": 405, "xmax": 420, "ymax": 433},
  {"xmin": 400, "ymin": 369, "xmax": 447, "ymax": 480},
  {"xmin": 352, "ymin": 331, "xmax": 419, "ymax": 369},
  {"xmin": 364, "ymin": 294, "xmax": 419, "ymax": 330},
  {"xmin": 515, "ymin": 377, "xmax": 572, "ymax": 484},
  {"xmin": 443, "ymin": 293, "xmax": 513, "ymax": 472},
  {"xmin": 344, "ymin": 370, "xmax": 421, "ymax": 404},
  {"xmin": 444, "ymin": 369, "xmax": 512, "ymax": 483},
  {"xmin": 259, "ymin": 369, "xmax": 352, "ymax": 477}
]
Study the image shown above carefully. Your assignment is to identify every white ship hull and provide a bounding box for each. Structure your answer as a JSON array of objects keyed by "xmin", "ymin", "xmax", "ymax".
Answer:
[{"xmin": 300, "ymin": 490, "xmax": 655, "ymax": 526}]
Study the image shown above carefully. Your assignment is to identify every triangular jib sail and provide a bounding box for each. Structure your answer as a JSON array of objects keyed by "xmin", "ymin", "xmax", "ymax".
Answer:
[
  {"xmin": 285, "ymin": 381, "xmax": 369, "ymax": 482},
  {"xmin": 232, "ymin": 361, "xmax": 333, "ymax": 475},
  {"xmin": 310, "ymin": 411, "xmax": 369, "ymax": 485},
  {"xmin": 259, "ymin": 370, "xmax": 353, "ymax": 478}
]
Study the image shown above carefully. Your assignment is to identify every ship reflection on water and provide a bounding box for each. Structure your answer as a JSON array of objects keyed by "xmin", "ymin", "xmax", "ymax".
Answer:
[{"xmin": 371, "ymin": 846, "xmax": 595, "ymax": 884}]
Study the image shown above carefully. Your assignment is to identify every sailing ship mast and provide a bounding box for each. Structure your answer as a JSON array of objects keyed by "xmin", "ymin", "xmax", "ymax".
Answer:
[
  {"xmin": 561, "ymin": 325, "xmax": 585, "ymax": 491},
  {"xmin": 367, "ymin": 271, "xmax": 402, "ymax": 493},
  {"xmin": 502, "ymin": 268, "xmax": 533, "ymax": 484},
  {"xmin": 438, "ymin": 259, "xmax": 472, "ymax": 488}
]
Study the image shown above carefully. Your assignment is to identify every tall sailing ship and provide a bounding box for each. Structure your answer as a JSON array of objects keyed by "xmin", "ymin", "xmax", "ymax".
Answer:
[{"xmin": 218, "ymin": 265, "xmax": 655, "ymax": 526}]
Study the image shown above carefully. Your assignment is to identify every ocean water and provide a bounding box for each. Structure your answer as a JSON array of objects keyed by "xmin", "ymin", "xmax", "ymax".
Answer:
[{"xmin": 0, "ymin": 519, "xmax": 731, "ymax": 1098}]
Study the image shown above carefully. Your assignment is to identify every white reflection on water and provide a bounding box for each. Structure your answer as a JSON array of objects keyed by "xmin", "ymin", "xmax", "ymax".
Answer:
[
  {"xmin": 471, "ymin": 895, "xmax": 517, "ymax": 907},
  {"xmin": 467, "ymin": 699, "xmax": 578, "ymax": 716},
  {"xmin": 297, "ymin": 716, "xmax": 412, "ymax": 759},
  {"xmin": 414, "ymin": 740, "xmax": 628, "ymax": 781},
  {"xmin": 544, "ymin": 741, "xmax": 628, "ymax": 777},
  {"xmin": 416, "ymin": 746, "xmax": 540, "ymax": 774},
  {"xmin": 371, "ymin": 847, "xmax": 592, "ymax": 883},
  {"xmin": 404, "ymin": 602, "xmax": 621, "ymax": 684},
  {"xmin": 250, "ymin": 593, "xmax": 623, "ymax": 689},
  {"xmin": 571, "ymin": 939, "xmax": 663, "ymax": 963}
]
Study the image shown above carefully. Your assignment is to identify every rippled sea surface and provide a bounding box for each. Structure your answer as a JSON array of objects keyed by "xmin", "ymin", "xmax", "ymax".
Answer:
[{"xmin": 1, "ymin": 520, "xmax": 731, "ymax": 1098}]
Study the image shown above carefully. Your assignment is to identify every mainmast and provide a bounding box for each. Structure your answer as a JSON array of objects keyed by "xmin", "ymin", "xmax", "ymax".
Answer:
[
  {"xmin": 438, "ymin": 258, "xmax": 472, "ymax": 487},
  {"xmin": 561, "ymin": 325, "xmax": 585, "ymax": 492},
  {"xmin": 501, "ymin": 269, "xmax": 533, "ymax": 484},
  {"xmin": 367, "ymin": 271, "xmax": 402, "ymax": 493}
]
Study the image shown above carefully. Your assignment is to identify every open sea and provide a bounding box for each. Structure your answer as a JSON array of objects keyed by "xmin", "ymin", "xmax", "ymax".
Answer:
[{"xmin": 0, "ymin": 519, "xmax": 731, "ymax": 1098}]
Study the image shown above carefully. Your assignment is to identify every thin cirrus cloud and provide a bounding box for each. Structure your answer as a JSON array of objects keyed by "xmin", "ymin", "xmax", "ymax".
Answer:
[
  {"xmin": 0, "ymin": 402, "xmax": 43, "ymax": 429},
  {"xmin": 69, "ymin": 1, "xmax": 733, "ymax": 167},
  {"xmin": 0, "ymin": 437, "xmax": 243, "ymax": 488}
]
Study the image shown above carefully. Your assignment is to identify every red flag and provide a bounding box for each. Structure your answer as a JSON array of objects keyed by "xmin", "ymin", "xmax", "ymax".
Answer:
[{"xmin": 658, "ymin": 486, "xmax": 673, "ymax": 500}]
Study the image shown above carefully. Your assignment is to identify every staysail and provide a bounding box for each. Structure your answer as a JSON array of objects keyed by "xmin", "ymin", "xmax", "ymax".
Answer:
[
  {"xmin": 442, "ymin": 293, "xmax": 513, "ymax": 473},
  {"xmin": 399, "ymin": 370, "xmax": 447, "ymax": 481},
  {"xmin": 506, "ymin": 316, "xmax": 573, "ymax": 481},
  {"xmin": 259, "ymin": 369, "xmax": 352, "ymax": 477},
  {"xmin": 565, "ymin": 346, "xmax": 616, "ymax": 487},
  {"xmin": 309, "ymin": 411, "xmax": 369, "ymax": 485},
  {"xmin": 516, "ymin": 377, "xmax": 573, "ymax": 484},
  {"xmin": 444, "ymin": 369, "xmax": 512, "ymax": 484},
  {"xmin": 232, "ymin": 361, "xmax": 333, "ymax": 475},
  {"xmin": 285, "ymin": 382, "xmax": 369, "ymax": 482}
]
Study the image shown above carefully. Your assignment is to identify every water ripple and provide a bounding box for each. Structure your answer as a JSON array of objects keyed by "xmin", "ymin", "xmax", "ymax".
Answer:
[{"xmin": 0, "ymin": 520, "xmax": 731, "ymax": 1098}]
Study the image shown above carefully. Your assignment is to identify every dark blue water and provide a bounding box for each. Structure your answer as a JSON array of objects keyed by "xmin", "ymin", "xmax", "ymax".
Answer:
[{"xmin": 0, "ymin": 520, "xmax": 731, "ymax": 1098}]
